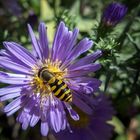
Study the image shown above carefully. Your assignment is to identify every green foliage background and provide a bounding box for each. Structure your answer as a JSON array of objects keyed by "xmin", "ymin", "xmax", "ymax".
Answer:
[{"xmin": 0, "ymin": 0, "xmax": 140, "ymax": 140}]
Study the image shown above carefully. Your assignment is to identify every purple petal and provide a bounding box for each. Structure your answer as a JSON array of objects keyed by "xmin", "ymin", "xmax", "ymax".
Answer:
[
  {"xmin": 61, "ymin": 117, "xmax": 67, "ymax": 130},
  {"xmin": 50, "ymin": 107, "xmax": 62, "ymax": 132},
  {"xmin": 0, "ymin": 57, "xmax": 33, "ymax": 75},
  {"xmin": 65, "ymin": 104, "xmax": 79, "ymax": 121},
  {"xmin": 22, "ymin": 121, "xmax": 29, "ymax": 130},
  {"xmin": 68, "ymin": 77, "xmax": 101, "ymax": 94},
  {"xmin": 89, "ymin": 119, "xmax": 114, "ymax": 140},
  {"xmin": 57, "ymin": 28, "xmax": 79, "ymax": 63},
  {"xmin": 4, "ymin": 94, "xmax": 28, "ymax": 115},
  {"xmin": 63, "ymin": 28, "xmax": 79, "ymax": 56},
  {"xmin": 17, "ymin": 112, "xmax": 22, "ymax": 123},
  {"xmin": 30, "ymin": 114, "xmax": 40, "ymax": 127},
  {"xmin": 51, "ymin": 22, "xmax": 66, "ymax": 61},
  {"xmin": 57, "ymin": 100, "xmax": 68, "ymax": 130},
  {"xmin": 0, "ymin": 49, "xmax": 10, "ymax": 56},
  {"xmin": 93, "ymin": 94, "xmax": 115, "ymax": 120},
  {"xmin": 22, "ymin": 113, "xmax": 31, "ymax": 130},
  {"xmin": 3, "ymin": 42, "xmax": 37, "ymax": 67},
  {"xmin": 23, "ymin": 97, "xmax": 36, "ymax": 113},
  {"xmin": 0, "ymin": 92, "xmax": 20, "ymax": 101},
  {"xmin": 0, "ymin": 85, "xmax": 26, "ymax": 96},
  {"xmin": 41, "ymin": 122, "xmax": 49, "ymax": 136},
  {"xmin": 38, "ymin": 22, "xmax": 49, "ymax": 59},
  {"xmin": 28, "ymin": 24, "xmax": 43, "ymax": 60},
  {"xmin": 67, "ymin": 63, "xmax": 101, "ymax": 78},
  {"xmin": 55, "ymin": 108, "xmax": 63, "ymax": 131},
  {"xmin": 72, "ymin": 92, "xmax": 93, "ymax": 115},
  {"xmin": 29, "ymin": 105, "xmax": 40, "ymax": 127},
  {"xmin": 40, "ymin": 97, "xmax": 50, "ymax": 121},
  {"xmin": 7, "ymin": 105, "xmax": 21, "ymax": 116},
  {"xmin": 56, "ymin": 30, "xmax": 71, "ymax": 61},
  {"xmin": 17, "ymin": 111, "xmax": 25, "ymax": 123},
  {"xmin": 0, "ymin": 71, "xmax": 32, "ymax": 84},
  {"xmin": 55, "ymin": 128, "xmax": 93, "ymax": 140},
  {"xmin": 0, "ymin": 49, "xmax": 31, "ymax": 69},
  {"xmin": 68, "ymin": 50, "xmax": 102, "ymax": 69},
  {"xmin": 61, "ymin": 38, "xmax": 93, "ymax": 68},
  {"xmin": 18, "ymin": 111, "xmax": 31, "ymax": 130},
  {"xmin": 4, "ymin": 97, "xmax": 22, "ymax": 113}
]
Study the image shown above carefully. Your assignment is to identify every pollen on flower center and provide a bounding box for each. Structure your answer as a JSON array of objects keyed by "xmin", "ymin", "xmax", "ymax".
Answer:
[
  {"xmin": 31, "ymin": 59, "xmax": 67, "ymax": 95},
  {"xmin": 45, "ymin": 59, "xmax": 67, "ymax": 79}
]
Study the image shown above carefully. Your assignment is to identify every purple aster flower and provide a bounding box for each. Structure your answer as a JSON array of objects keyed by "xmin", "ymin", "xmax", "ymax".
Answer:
[
  {"xmin": 55, "ymin": 94, "xmax": 115, "ymax": 140},
  {"xmin": 102, "ymin": 2, "xmax": 127, "ymax": 26},
  {"xmin": 0, "ymin": 22, "xmax": 102, "ymax": 136}
]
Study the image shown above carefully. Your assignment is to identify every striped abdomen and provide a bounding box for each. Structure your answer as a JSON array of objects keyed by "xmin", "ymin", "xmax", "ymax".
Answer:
[{"xmin": 48, "ymin": 77, "xmax": 72, "ymax": 102}]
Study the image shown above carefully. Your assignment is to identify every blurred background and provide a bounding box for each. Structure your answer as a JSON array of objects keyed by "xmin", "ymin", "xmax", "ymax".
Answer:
[{"xmin": 0, "ymin": 0, "xmax": 140, "ymax": 140}]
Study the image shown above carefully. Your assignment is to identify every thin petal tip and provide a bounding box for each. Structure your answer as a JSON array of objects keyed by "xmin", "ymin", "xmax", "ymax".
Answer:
[
  {"xmin": 3, "ymin": 41, "xmax": 10, "ymax": 46},
  {"xmin": 96, "ymin": 50, "xmax": 102, "ymax": 56},
  {"xmin": 39, "ymin": 22, "xmax": 46, "ymax": 27}
]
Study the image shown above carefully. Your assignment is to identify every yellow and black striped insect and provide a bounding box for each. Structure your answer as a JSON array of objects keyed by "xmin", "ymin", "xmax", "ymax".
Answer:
[{"xmin": 38, "ymin": 67, "xmax": 72, "ymax": 102}]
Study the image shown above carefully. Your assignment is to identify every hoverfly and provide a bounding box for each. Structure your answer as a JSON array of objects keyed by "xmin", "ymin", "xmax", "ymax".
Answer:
[{"xmin": 38, "ymin": 67, "xmax": 72, "ymax": 102}]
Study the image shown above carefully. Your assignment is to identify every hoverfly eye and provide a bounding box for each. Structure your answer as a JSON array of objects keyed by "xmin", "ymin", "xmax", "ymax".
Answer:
[
  {"xmin": 38, "ymin": 67, "xmax": 48, "ymax": 79},
  {"xmin": 41, "ymin": 71, "xmax": 53, "ymax": 81}
]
